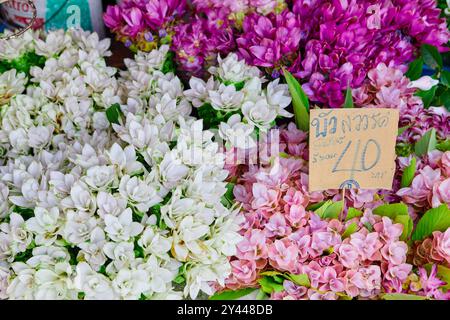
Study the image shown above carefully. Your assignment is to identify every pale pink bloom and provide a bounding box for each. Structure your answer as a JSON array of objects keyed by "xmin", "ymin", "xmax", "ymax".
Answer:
[
  {"xmin": 373, "ymin": 217, "xmax": 403, "ymax": 243},
  {"xmin": 236, "ymin": 229, "xmax": 268, "ymax": 264},
  {"xmin": 251, "ymin": 183, "xmax": 279, "ymax": 211},
  {"xmin": 432, "ymin": 229, "xmax": 450, "ymax": 265},
  {"xmin": 349, "ymin": 266, "xmax": 382, "ymax": 298},
  {"xmin": 285, "ymin": 204, "xmax": 307, "ymax": 226},
  {"xmin": 229, "ymin": 259, "xmax": 258, "ymax": 285},
  {"xmin": 338, "ymin": 243, "xmax": 360, "ymax": 269},
  {"xmin": 432, "ymin": 178, "xmax": 450, "ymax": 208},
  {"xmin": 288, "ymin": 230, "xmax": 311, "ymax": 263},
  {"xmin": 310, "ymin": 231, "xmax": 340, "ymax": 256},
  {"xmin": 350, "ymin": 231, "xmax": 383, "ymax": 261},
  {"xmin": 440, "ymin": 151, "xmax": 450, "ymax": 177},
  {"xmin": 381, "ymin": 241, "xmax": 408, "ymax": 265},
  {"xmin": 268, "ymin": 239, "xmax": 298, "ymax": 272},
  {"xmin": 320, "ymin": 266, "xmax": 346, "ymax": 293},
  {"xmin": 264, "ymin": 212, "xmax": 291, "ymax": 237}
]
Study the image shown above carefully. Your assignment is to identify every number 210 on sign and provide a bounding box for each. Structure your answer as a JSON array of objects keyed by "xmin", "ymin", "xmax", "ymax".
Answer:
[{"xmin": 308, "ymin": 109, "xmax": 399, "ymax": 192}]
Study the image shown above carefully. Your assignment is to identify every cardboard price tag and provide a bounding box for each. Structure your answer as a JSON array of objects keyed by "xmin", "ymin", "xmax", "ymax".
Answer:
[{"xmin": 309, "ymin": 108, "xmax": 399, "ymax": 191}]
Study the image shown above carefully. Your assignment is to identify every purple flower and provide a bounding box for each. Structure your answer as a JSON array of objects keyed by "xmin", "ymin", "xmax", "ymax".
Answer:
[{"xmin": 103, "ymin": 5, "xmax": 123, "ymax": 30}]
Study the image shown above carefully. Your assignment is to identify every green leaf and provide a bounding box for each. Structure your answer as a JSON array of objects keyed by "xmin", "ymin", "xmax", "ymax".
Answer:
[
  {"xmin": 401, "ymin": 157, "xmax": 416, "ymax": 188},
  {"xmin": 416, "ymin": 86, "xmax": 437, "ymax": 108},
  {"xmin": 260, "ymin": 271, "xmax": 284, "ymax": 277},
  {"xmin": 342, "ymin": 222, "xmax": 358, "ymax": 239},
  {"xmin": 345, "ymin": 207, "xmax": 363, "ymax": 221},
  {"xmin": 323, "ymin": 200, "xmax": 343, "ymax": 219},
  {"xmin": 414, "ymin": 128, "xmax": 437, "ymax": 156},
  {"xmin": 373, "ymin": 203, "xmax": 409, "ymax": 219},
  {"xmin": 421, "ymin": 44, "xmax": 443, "ymax": 70},
  {"xmin": 306, "ymin": 201, "xmax": 326, "ymax": 211},
  {"xmin": 441, "ymin": 70, "xmax": 450, "ymax": 87},
  {"xmin": 287, "ymin": 274, "xmax": 310, "ymax": 287},
  {"xmin": 343, "ymin": 87, "xmax": 354, "ymax": 108},
  {"xmin": 314, "ymin": 200, "xmax": 333, "ymax": 218},
  {"xmin": 405, "ymin": 57, "xmax": 424, "ymax": 81},
  {"xmin": 256, "ymin": 289, "xmax": 268, "ymax": 300},
  {"xmin": 394, "ymin": 215, "xmax": 413, "ymax": 241},
  {"xmin": 106, "ymin": 103, "xmax": 122, "ymax": 125},
  {"xmin": 436, "ymin": 139, "xmax": 450, "ymax": 152},
  {"xmin": 221, "ymin": 183, "xmax": 235, "ymax": 208},
  {"xmin": 209, "ymin": 288, "xmax": 257, "ymax": 300},
  {"xmin": 412, "ymin": 204, "xmax": 450, "ymax": 241},
  {"xmin": 161, "ymin": 51, "xmax": 176, "ymax": 74},
  {"xmin": 398, "ymin": 125, "xmax": 411, "ymax": 136},
  {"xmin": 258, "ymin": 277, "xmax": 285, "ymax": 294},
  {"xmin": 382, "ymin": 293, "xmax": 427, "ymax": 300},
  {"xmin": 283, "ymin": 69, "xmax": 310, "ymax": 132}
]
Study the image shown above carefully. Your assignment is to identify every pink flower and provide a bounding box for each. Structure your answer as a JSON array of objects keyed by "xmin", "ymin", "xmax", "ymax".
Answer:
[
  {"xmin": 417, "ymin": 265, "xmax": 447, "ymax": 299},
  {"xmin": 229, "ymin": 259, "xmax": 258, "ymax": 286},
  {"xmin": 373, "ymin": 217, "xmax": 403, "ymax": 243},
  {"xmin": 321, "ymin": 266, "xmax": 346, "ymax": 293},
  {"xmin": 432, "ymin": 229, "xmax": 450, "ymax": 265},
  {"xmin": 338, "ymin": 243, "xmax": 360, "ymax": 269},
  {"xmin": 103, "ymin": 5, "xmax": 123, "ymax": 30},
  {"xmin": 264, "ymin": 212, "xmax": 292, "ymax": 237},
  {"xmin": 432, "ymin": 179, "xmax": 450, "ymax": 208},
  {"xmin": 310, "ymin": 231, "xmax": 340, "ymax": 256},
  {"xmin": 236, "ymin": 229, "xmax": 268, "ymax": 265},
  {"xmin": 121, "ymin": 7, "xmax": 145, "ymax": 37},
  {"xmin": 268, "ymin": 239, "xmax": 298, "ymax": 272},
  {"xmin": 350, "ymin": 231, "xmax": 383, "ymax": 261},
  {"xmin": 251, "ymin": 183, "xmax": 279, "ymax": 211},
  {"xmin": 440, "ymin": 151, "xmax": 450, "ymax": 177},
  {"xmin": 349, "ymin": 266, "xmax": 382, "ymax": 298},
  {"xmin": 381, "ymin": 241, "xmax": 408, "ymax": 266}
]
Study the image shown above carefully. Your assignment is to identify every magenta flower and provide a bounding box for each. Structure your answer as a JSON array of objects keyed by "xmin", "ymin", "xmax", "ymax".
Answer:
[
  {"xmin": 237, "ymin": 10, "xmax": 302, "ymax": 69},
  {"xmin": 144, "ymin": 0, "xmax": 186, "ymax": 29},
  {"xmin": 103, "ymin": 5, "xmax": 123, "ymax": 30}
]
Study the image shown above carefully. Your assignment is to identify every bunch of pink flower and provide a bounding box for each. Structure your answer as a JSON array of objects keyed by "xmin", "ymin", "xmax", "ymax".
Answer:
[
  {"xmin": 223, "ymin": 123, "xmax": 450, "ymax": 300},
  {"xmin": 234, "ymin": 0, "xmax": 449, "ymax": 106},
  {"xmin": 353, "ymin": 63, "xmax": 450, "ymax": 144},
  {"xmin": 397, "ymin": 151, "xmax": 450, "ymax": 210},
  {"xmin": 104, "ymin": 0, "xmax": 187, "ymax": 51},
  {"xmin": 171, "ymin": 10, "xmax": 236, "ymax": 77},
  {"xmin": 192, "ymin": 0, "xmax": 286, "ymax": 17}
]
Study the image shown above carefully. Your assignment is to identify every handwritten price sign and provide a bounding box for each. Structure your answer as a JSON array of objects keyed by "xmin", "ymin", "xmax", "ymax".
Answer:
[{"xmin": 309, "ymin": 108, "xmax": 399, "ymax": 191}]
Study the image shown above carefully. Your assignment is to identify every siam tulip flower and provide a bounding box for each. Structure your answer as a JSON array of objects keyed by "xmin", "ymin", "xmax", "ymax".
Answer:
[{"xmin": 237, "ymin": 10, "xmax": 301, "ymax": 71}]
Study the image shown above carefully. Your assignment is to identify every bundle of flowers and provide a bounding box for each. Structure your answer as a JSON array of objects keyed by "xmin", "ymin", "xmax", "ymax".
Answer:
[
  {"xmin": 105, "ymin": 0, "xmax": 450, "ymax": 104},
  {"xmin": 0, "ymin": 33, "xmax": 243, "ymax": 300},
  {"xmin": 217, "ymin": 123, "xmax": 450, "ymax": 300}
]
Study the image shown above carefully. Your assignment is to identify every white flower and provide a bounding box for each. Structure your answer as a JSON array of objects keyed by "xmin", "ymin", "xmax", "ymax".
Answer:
[
  {"xmin": 407, "ymin": 76, "xmax": 440, "ymax": 91},
  {"xmin": 0, "ymin": 183, "xmax": 9, "ymax": 219},
  {"xmin": 74, "ymin": 262, "xmax": 116, "ymax": 300},
  {"xmin": 0, "ymin": 212, "xmax": 32, "ymax": 255},
  {"xmin": 138, "ymin": 227, "xmax": 172, "ymax": 258},
  {"xmin": 34, "ymin": 262, "xmax": 76, "ymax": 300},
  {"xmin": 34, "ymin": 30, "xmax": 71, "ymax": 57},
  {"xmin": 103, "ymin": 242, "xmax": 135, "ymax": 274},
  {"xmin": 63, "ymin": 210, "xmax": 97, "ymax": 245},
  {"xmin": 219, "ymin": 114, "xmax": 256, "ymax": 149},
  {"xmin": 25, "ymin": 207, "xmax": 61, "ymax": 246},
  {"xmin": 158, "ymin": 151, "xmax": 189, "ymax": 189},
  {"xmin": 112, "ymin": 268, "xmax": 150, "ymax": 300},
  {"xmin": 104, "ymin": 208, "xmax": 144, "ymax": 242},
  {"xmin": 242, "ymin": 98, "xmax": 277, "ymax": 130},
  {"xmin": 119, "ymin": 175, "xmax": 162, "ymax": 212},
  {"xmin": 184, "ymin": 76, "xmax": 217, "ymax": 108},
  {"xmin": 137, "ymin": 255, "xmax": 176, "ymax": 294},
  {"xmin": 209, "ymin": 84, "xmax": 245, "ymax": 112},
  {"xmin": 28, "ymin": 125, "xmax": 54, "ymax": 149},
  {"xmin": 61, "ymin": 182, "xmax": 96, "ymax": 213},
  {"xmin": 84, "ymin": 165, "xmax": 116, "ymax": 190},
  {"xmin": 184, "ymin": 263, "xmax": 229, "ymax": 299},
  {"xmin": 6, "ymin": 262, "xmax": 36, "ymax": 300},
  {"xmin": 26, "ymin": 246, "xmax": 70, "ymax": 269},
  {"xmin": 209, "ymin": 53, "xmax": 260, "ymax": 83},
  {"xmin": 107, "ymin": 143, "xmax": 143, "ymax": 175},
  {"xmin": 96, "ymin": 191, "xmax": 127, "ymax": 218},
  {"xmin": 266, "ymin": 79, "xmax": 293, "ymax": 118},
  {"xmin": 78, "ymin": 228, "xmax": 107, "ymax": 271},
  {"xmin": 0, "ymin": 70, "xmax": 27, "ymax": 105},
  {"xmin": 113, "ymin": 115, "xmax": 159, "ymax": 150},
  {"xmin": 9, "ymin": 128, "xmax": 29, "ymax": 153},
  {"xmin": 0, "ymin": 262, "xmax": 9, "ymax": 299},
  {"xmin": 171, "ymin": 216, "xmax": 210, "ymax": 261},
  {"xmin": 92, "ymin": 112, "xmax": 110, "ymax": 130}
]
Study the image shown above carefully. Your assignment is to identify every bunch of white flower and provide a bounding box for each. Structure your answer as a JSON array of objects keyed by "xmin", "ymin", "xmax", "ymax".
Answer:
[
  {"xmin": 184, "ymin": 53, "xmax": 293, "ymax": 150},
  {"xmin": 0, "ymin": 39, "xmax": 243, "ymax": 300}
]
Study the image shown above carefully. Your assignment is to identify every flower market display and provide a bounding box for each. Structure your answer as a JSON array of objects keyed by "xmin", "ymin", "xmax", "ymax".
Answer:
[{"xmin": 0, "ymin": 0, "xmax": 449, "ymax": 300}]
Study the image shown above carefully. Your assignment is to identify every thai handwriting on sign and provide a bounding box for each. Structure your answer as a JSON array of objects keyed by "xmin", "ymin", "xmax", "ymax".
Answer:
[
  {"xmin": 311, "ymin": 110, "xmax": 390, "ymax": 138},
  {"xmin": 309, "ymin": 109, "xmax": 399, "ymax": 192}
]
